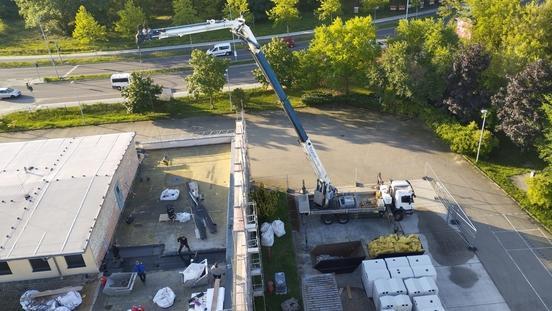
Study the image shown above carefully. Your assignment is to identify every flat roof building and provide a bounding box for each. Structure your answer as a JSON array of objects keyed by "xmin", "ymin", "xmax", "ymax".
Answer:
[{"xmin": 0, "ymin": 133, "xmax": 138, "ymax": 282}]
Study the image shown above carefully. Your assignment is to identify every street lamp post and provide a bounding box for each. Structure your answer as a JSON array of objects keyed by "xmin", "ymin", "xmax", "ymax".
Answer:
[
  {"xmin": 38, "ymin": 19, "xmax": 60, "ymax": 78},
  {"xmin": 476, "ymin": 109, "xmax": 488, "ymax": 163},
  {"xmin": 406, "ymin": 0, "xmax": 410, "ymax": 19},
  {"xmin": 70, "ymin": 81, "xmax": 85, "ymax": 125}
]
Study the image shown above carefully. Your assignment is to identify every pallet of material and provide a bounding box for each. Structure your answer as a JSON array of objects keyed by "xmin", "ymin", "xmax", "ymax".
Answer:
[{"xmin": 302, "ymin": 274, "xmax": 343, "ymax": 311}]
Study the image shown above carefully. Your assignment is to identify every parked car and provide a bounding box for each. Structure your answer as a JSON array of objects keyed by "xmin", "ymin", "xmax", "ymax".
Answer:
[
  {"xmin": 282, "ymin": 36, "xmax": 295, "ymax": 48},
  {"xmin": 110, "ymin": 73, "xmax": 131, "ymax": 90},
  {"xmin": 206, "ymin": 43, "xmax": 232, "ymax": 57},
  {"xmin": 0, "ymin": 87, "xmax": 22, "ymax": 99}
]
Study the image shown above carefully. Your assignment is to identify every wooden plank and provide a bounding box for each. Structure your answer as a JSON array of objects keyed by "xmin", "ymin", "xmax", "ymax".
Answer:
[
  {"xmin": 211, "ymin": 278, "xmax": 221, "ymax": 311},
  {"xmin": 30, "ymin": 286, "xmax": 83, "ymax": 298},
  {"xmin": 158, "ymin": 214, "xmax": 169, "ymax": 222}
]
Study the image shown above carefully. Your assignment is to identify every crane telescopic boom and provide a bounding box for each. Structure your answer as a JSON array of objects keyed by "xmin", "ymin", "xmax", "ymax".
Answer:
[{"xmin": 137, "ymin": 18, "xmax": 335, "ymax": 206}]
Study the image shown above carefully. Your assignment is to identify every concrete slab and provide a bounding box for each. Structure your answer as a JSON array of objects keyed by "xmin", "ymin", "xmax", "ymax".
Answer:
[
  {"xmin": 436, "ymin": 263, "xmax": 509, "ymax": 310},
  {"xmin": 115, "ymin": 144, "xmax": 230, "ymax": 253}
]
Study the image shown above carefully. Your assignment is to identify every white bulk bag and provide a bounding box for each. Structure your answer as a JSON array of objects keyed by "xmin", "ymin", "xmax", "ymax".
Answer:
[
  {"xmin": 261, "ymin": 226, "xmax": 274, "ymax": 247},
  {"xmin": 260, "ymin": 222, "xmax": 271, "ymax": 233},
  {"xmin": 153, "ymin": 287, "xmax": 176, "ymax": 308},
  {"xmin": 55, "ymin": 291, "xmax": 82, "ymax": 310},
  {"xmin": 272, "ymin": 220, "xmax": 286, "ymax": 238}
]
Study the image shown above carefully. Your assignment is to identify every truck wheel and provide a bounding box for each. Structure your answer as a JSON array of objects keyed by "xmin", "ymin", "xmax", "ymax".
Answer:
[
  {"xmin": 337, "ymin": 214, "xmax": 349, "ymax": 224},
  {"xmin": 393, "ymin": 210, "xmax": 405, "ymax": 222},
  {"xmin": 321, "ymin": 214, "xmax": 334, "ymax": 225}
]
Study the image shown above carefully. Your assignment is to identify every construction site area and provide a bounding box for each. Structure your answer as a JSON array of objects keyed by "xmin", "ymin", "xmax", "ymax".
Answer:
[{"xmin": 0, "ymin": 108, "xmax": 551, "ymax": 311}]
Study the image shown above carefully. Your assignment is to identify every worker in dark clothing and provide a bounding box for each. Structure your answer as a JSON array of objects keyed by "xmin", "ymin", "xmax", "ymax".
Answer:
[
  {"xmin": 177, "ymin": 236, "xmax": 191, "ymax": 254},
  {"xmin": 111, "ymin": 243, "xmax": 120, "ymax": 260},
  {"xmin": 133, "ymin": 261, "xmax": 146, "ymax": 283}
]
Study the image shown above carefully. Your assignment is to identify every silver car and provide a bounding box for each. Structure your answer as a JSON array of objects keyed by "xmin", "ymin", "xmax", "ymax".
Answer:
[{"xmin": 0, "ymin": 87, "xmax": 22, "ymax": 99}]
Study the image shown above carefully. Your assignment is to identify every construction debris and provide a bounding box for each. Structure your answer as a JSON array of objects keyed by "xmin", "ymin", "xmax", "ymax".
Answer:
[{"xmin": 20, "ymin": 288, "xmax": 82, "ymax": 311}]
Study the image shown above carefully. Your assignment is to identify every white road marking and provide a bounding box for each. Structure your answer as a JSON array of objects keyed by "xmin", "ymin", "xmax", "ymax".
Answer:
[
  {"xmin": 503, "ymin": 215, "xmax": 552, "ymax": 280},
  {"xmin": 493, "ymin": 230, "xmax": 551, "ymax": 311},
  {"xmin": 63, "ymin": 65, "xmax": 79, "ymax": 78}
]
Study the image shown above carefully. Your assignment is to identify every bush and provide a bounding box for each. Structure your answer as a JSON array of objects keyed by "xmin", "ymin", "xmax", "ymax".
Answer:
[
  {"xmin": 300, "ymin": 90, "xmax": 337, "ymax": 106},
  {"xmin": 527, "ymin": 170, "xmax": 552, "ymax": 209},
  {"xmin": 230, "ymin": 88, "xmax": 248, "ymax": 110},
  {"xmin": 301, "ymin": 90, "xmax": 377, "ymax": 107},
  {"xmin": 250, "ymin": 184, "xmax": 279, "ymax": 221},
  {"xmin": 436, "ymin": 121, "xmax": 498, "ymax": 157}
]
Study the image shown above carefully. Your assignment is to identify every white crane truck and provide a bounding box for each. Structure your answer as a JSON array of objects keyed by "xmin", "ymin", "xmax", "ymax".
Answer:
[{"xmin": 136, "ymin": 18, "xmax": 415, "ymax": 223}]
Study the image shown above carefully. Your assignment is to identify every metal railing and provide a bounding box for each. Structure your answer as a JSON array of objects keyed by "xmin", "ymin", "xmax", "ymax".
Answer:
[{"xmin": 424, "ymin": 162, "xmax": 477, "ymax": 250}]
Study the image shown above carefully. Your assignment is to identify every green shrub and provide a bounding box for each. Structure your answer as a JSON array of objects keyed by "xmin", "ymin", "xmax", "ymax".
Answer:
[
  {"xmin": 527, "ymin": 170, "xmax": 552, "ymax": 209},
  {"xmin": 300, "ymin": 90, "xmax": 338, "ymax": 106},
  {"xmin": 436, "ymin": 121, "xmax": 498, "ymax": 157},
  {"xmin": 250, "ymin": 184, "xmax": 279, "ymax": 221},
  {"xmin": 300, "ymin": 89, "xmax": 378, "ymax": 107}
]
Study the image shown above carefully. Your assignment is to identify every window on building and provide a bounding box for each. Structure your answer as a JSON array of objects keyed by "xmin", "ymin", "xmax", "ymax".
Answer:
[
  {"xmin": 64, "ymin": 254, "xmax": 86, "ymax": 269},
  {"xmin": 0, "ymin": 261, "xmax": 12, "ymax": 275},
  {"xmin": 29, "ymin": 258, "xmax": 51, "ymax": 272}
]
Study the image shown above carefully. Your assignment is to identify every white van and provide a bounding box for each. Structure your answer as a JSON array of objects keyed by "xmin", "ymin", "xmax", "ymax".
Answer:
[
  {"xmin": 110, "ymin": 73, "xmax": 131, "ymax": 90},
  {"xmin": 206, "ymin": 43, "xmax": 232, "ymax": 57}
]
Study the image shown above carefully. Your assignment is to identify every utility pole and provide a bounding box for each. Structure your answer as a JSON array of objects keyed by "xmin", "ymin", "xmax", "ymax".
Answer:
[
  {"xmin": 38, "ymin": 20, "xmax": 60, "ymax": 78},
  {"xmin": 406, "ymin": 0, "xmax": 410, "ymax": 19}
]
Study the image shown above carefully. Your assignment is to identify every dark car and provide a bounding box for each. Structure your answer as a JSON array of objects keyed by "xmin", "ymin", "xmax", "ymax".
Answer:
[{"xmin": 282, "ymin": 36, "xmax": 295, "ymax": 48}]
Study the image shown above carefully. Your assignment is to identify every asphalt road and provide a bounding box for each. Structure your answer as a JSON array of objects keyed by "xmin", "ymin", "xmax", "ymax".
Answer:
[
  {"xmin": 0, "ymin": 63, "xmax": 258, "ymax": 113},
  {"xmin": 0, "ymin": 27, "xmax": 397, "ymax": 114}
]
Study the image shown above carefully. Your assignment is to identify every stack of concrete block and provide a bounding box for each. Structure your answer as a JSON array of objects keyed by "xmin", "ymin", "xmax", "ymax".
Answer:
[
  {"xmin": 361, "ymin": 259, "xmax": 391, "ymax": 298},
  {"xmin": 412, "ymin": 295, "xmax": 445, "ymax": 311}
]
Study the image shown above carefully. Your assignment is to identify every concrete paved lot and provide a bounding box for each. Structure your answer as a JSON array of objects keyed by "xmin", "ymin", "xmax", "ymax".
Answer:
[
  {"xmin": 0, "ymin": 107, "xmax": 551, "ymax": 310},
  {"xmin": 115, "ymin": 145, "xmax": 230, "ymax": 253}
]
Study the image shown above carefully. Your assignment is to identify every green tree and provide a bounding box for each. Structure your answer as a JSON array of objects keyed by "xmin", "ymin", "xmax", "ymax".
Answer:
[
  {"xmin": 173, "ymin": 0, "xmax": 199, "ymax": 24},
  {"xmin": 14, "ymin": 0, "xmax": 79, "ymax": 34},
  {"xmin": 493, "ymin": 60, "xmax": 552, "ymax": 148},
  {"xmin": 267, "ymin": 0, "xmax": 299, "ymax": 33},
  {"xmin": 527, "ymin": 170, "xmax": 552, "ymax": 209},
  {"xmin": 186, "ymin": 49, "xmax": 229, "ymax": 109},
  {"xmin": 252, "ymin": 38, "xmax": 298, "ymax": 88},
  {"xmin": 121, "ymin": 72, "xmax": 163, "ymax": 113},
  {"xmin": 381, "ymin": 18, "xmax": 458, "ymax": 103},
  {"xmin": 442, "ymin": 44, "xmax": 490, "ymax": 123},
  {"xmin": 72, "ymin": 5, "xmax": 107, "ymax": 44},
  {"xmin": 230, "ymin": 88, "xmax": 249, "ymax": 110},
  {"xmin": 380, "ymin": 41, "xmax": 412, "ymax": 98},
  {"xmin": 361, "ymin": 0, "xmax": 389, "ymax": 19},
  {"xmin": 537, "ymin": 95, "xmax": 552, "ymax": 165},
  {"xmin": 196, "ymin": 0, "xmax": 224, "ymax": 20},
  {"xmin": 115, "ymin": 0, "xmax": 146, "ymax": 39},
  {"xmin": 316, "ymin": 0, "xmax": 341, "ymax": 22},
  {"xmin": 224, "ymin": 0, "xmax": 252, "ymax": 21},
  {"xmin": 251, "ymin": 183, "xmax": 280, "ymax": 220},
  {"xmin": 305, "ymin": 16, "xmax": 378, "ymax": 94},
  {"xmin": 0, "ymin": 19, "xmax": 5, "ymax": 35}
]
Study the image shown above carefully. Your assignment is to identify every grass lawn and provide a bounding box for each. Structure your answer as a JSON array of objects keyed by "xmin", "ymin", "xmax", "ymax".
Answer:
[
  {"xmin": 258, "ymin": 192, "xmax": 301, "ymax": 311},
  {"xmin": 0, "ymin": 88, "xmax": 305, "ymax": 132}
]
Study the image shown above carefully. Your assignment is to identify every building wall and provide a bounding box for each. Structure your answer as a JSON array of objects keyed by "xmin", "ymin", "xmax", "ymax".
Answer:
[
  {"xmin": 88, "ymin": 138, "xmax": 139, "ymax": 267},
  {"xmin": 0, "ymin": 248, "xmax": 97, "ymax": 282}
]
